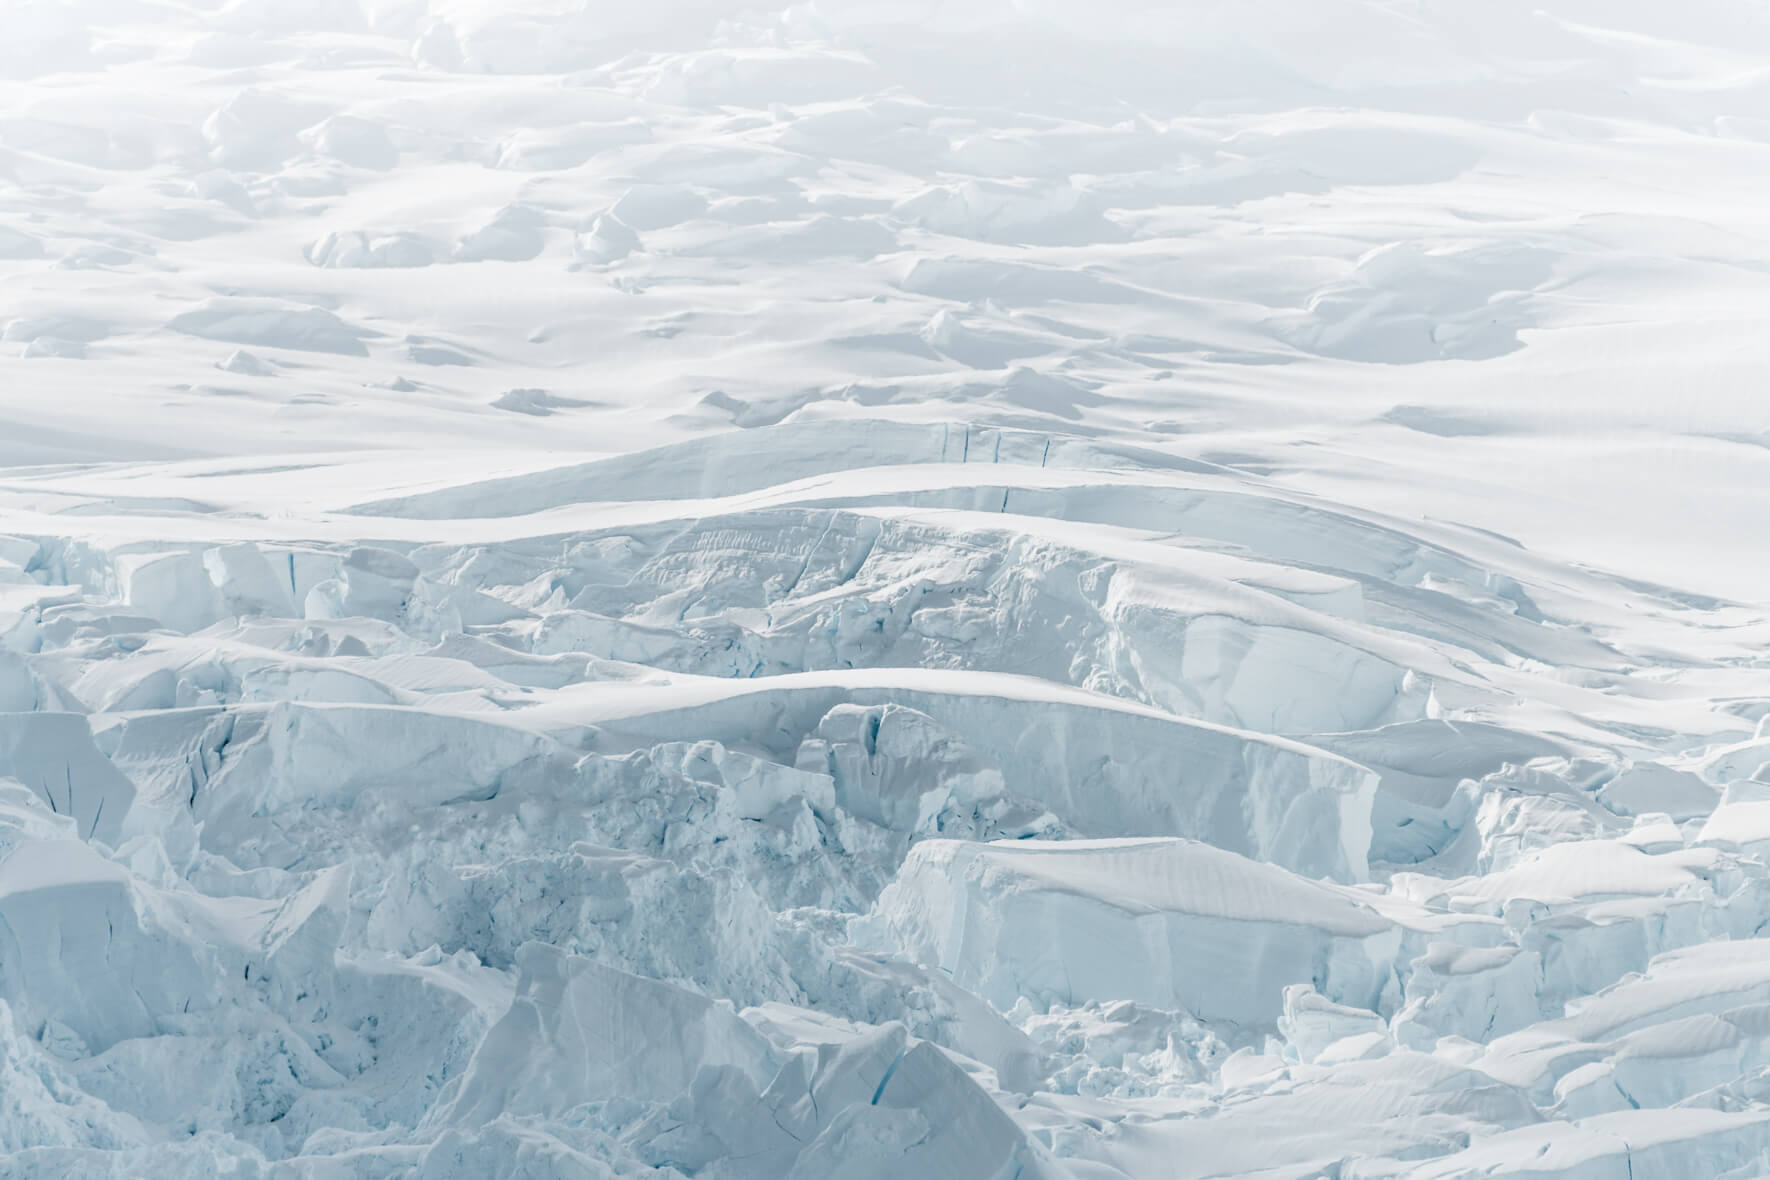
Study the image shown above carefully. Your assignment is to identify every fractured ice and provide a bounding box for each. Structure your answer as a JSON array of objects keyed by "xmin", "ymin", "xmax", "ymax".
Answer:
[{"xmin": 2, "ymin": 0, "xmax": 1770, "ymax": 1176}]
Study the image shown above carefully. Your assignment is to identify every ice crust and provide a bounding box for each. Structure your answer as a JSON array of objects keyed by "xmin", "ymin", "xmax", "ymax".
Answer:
[{"xmin": 2, "ymin": 0, "xmax": 1770, "ymax": 1176}]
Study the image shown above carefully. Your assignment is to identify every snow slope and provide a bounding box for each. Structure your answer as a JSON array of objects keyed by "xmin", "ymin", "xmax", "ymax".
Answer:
[{"xmin": 2, "ymin": 0, "xmax": 1770, "ymax": 1175}]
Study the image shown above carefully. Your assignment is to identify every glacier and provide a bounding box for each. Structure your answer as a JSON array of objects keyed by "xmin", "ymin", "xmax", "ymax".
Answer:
[{"xmin": 2, "ymin": 0, "xmax": 1770, "ymax": 1176}]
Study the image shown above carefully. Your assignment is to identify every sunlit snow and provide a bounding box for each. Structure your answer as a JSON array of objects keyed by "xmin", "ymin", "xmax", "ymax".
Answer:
[{"xmin": 3, "ymin": 1, "xmax": 1770, "ymax": 1176}]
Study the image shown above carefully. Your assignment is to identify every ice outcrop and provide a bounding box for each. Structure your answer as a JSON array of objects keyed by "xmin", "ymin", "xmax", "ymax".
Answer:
[
  {"xmin": 422, "ymin": 946, "xmax": 1059, "ymax": 1177},
  {"xmin": 777, "ymin": 1031, "xmax": 1062, "ymax": 1180},
  {"xmin": 584, "ymin": 673, "xmax": 1377, "ymax": 881},
  {"xmin": 4, "ymin": 315, "xmax": 108, "ymax": 364},
  {"xmin": 307, "ymin": 230, "xmax": 434, "ymax": 268},
  {"xmin": 1274, "ymin": 240, "xmax": 1555, "ymax": 364},
  {"xmin": 867, "ymin": 838, "xmax": 1394, "ymax": 1025},
  {"xmin": 1596, "ymin": 761, "xmax": 1719, "ymax": 820},
  {"xmin": 574, "ymin": 213, "xmax": 639, "ymax": 265},
  {"xmin": 489, "ymin": 388, "xmax": 596, "ymax": 416},
  {"xmin": 893, "ymin": 179, "xmax": 1117, "ymax": 246},
  {"xmin": 437, "ymin": 945, "xmax": 775, "ymax": 1122},
  {"xmin": 0, "ymin": 713, "xmax": 134, "ymax": 845},
  {"xmin": 216, "ymin": 349, "xmax": 275, "ymax": 376},
  {"xmin": 797, "ymin": 702, "xmax": 1020, "ymax": 835},
  {"xmin": 0, "ymin": 825, "xmax": 493, "ymax": 1169}
]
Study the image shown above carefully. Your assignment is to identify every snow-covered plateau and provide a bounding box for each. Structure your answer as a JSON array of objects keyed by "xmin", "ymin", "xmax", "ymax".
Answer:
[{"xmin": 3, "ymin": 1, "xmax": 1770, "ymax": 1176}]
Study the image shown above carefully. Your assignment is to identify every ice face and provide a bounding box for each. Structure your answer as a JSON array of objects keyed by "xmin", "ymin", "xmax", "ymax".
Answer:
[{"xmin": 2, "ymin": 0, "xmax": 1769, "ymax": 1176}]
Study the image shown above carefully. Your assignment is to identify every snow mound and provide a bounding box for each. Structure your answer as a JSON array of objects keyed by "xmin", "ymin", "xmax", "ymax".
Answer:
[
  {"xmin": 201, "ymin": 89, "xmax": 326, "ymax": 171},
  {"xmin": 167, "ymin": 299, "xmax": 372, "ymax": 356},
  {"xmin": 303, "ymin": 115, "xmax": 399, "ymax": 170},
  {"xmin": 453, "ymin": 204, "xmax": 547, "ymax": 263}
]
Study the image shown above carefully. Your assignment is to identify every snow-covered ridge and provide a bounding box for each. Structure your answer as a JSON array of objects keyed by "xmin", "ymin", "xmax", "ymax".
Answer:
[{"xmin": 2, "ymin": 0, "xmax": 1769, "ymax": 1176}]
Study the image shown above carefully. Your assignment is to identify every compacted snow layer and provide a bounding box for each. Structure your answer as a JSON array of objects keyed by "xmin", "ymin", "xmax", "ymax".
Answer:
[{"xmin": 3, "ymin": 1, "xmax": 1770, "ymax": 1176}]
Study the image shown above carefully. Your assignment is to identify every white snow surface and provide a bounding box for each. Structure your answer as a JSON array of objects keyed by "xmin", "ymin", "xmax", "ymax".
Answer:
[{"xmin": 2, "ymin": 1, "xmax": 1770, "ymax": 1176}]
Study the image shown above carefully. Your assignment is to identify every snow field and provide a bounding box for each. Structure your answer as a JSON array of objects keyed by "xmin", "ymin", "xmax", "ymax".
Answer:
[{"xmin": 3, "ymin": 0, "xmax": 1770, "ymax": 1176}]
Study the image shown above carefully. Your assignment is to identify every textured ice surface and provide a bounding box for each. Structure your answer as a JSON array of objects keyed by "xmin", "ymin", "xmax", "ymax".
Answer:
[{"xmin": 2, "ymin": 1, "xmax": 1770, "ymax": 1176}]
